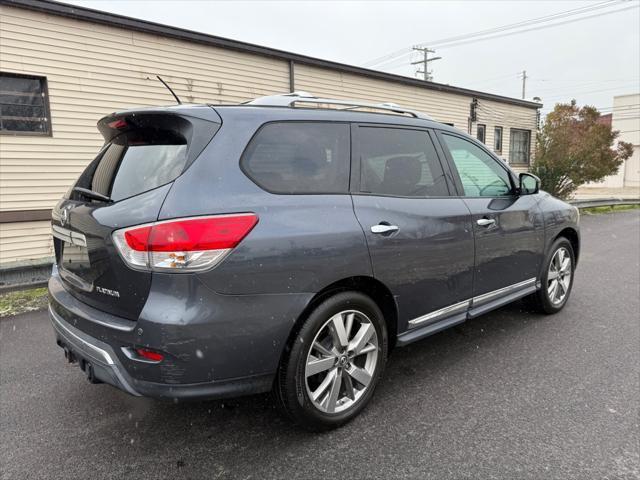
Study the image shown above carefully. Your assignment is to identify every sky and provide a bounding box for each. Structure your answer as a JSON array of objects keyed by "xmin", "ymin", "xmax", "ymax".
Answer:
[{"xmin": 66, "ymin": 0, "xmax": 640, "ymax": 114}]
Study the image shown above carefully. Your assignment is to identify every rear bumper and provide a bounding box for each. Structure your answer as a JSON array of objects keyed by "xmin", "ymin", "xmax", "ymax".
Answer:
[
  {"xmin": 49, "ymin": 304, "xmax": 140, "ymax": 396},
  {"xmin": 49, "ymin": 303, "xmax": 274, "ymax": 400},
  {"xmin": 48, "ymin": 269, "xmax": 312, "ymax": 400}
]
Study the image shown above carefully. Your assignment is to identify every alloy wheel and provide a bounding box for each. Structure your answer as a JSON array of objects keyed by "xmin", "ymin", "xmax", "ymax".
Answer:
[
  {"xmin": 547, "ymin": 247, "xmax": 572, "ymax": 305},
  {"xmin": 304, "ymin": 310, "xmax": 379, "ymax": 414}
]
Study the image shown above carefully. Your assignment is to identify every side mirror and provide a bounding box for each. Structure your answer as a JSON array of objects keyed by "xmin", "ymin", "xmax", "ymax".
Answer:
[{"xmin": 519, "ymin": 173, "xmax": 540, "ymax": 195}]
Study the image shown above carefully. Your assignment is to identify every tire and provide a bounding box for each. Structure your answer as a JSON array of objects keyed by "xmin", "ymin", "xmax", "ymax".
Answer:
[
  {"xmin": 274, "ymin": 291, "xmax": 388, "ymax": 431},
  {"xmin": 528, "ymin": 237, "xmax": 576, "ymax": 314}
]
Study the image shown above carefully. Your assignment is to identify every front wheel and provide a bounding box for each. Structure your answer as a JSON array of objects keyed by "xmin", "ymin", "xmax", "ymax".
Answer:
[
  {"xmin": 274, "ymin": 292, "xmax": 388, "ymax": 431},
  {"xmin": 529, "ymin": 237, "xmax": 576, "ymax": 314}
]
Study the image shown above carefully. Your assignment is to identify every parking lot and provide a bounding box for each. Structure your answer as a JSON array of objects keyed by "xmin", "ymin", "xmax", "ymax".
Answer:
[{"xmin": 1, "ymin": 210, "xmax": 638, "ymax": 480}]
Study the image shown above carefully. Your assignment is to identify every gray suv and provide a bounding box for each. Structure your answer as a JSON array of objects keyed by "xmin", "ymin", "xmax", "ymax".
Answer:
[{"xmin": 49, "ymin": 92, "xmax": 580, "ymax": 430}]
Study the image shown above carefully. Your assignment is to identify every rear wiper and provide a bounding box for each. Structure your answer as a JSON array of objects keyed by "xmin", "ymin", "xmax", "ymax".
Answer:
[{"xmin": 73, "ymin": 187, "xmax": 112, "ymax": 203}]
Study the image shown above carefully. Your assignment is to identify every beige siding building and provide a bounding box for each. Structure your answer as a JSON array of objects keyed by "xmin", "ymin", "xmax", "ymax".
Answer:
[
  {"xmin": 582, "ymin": 93, "xmax": 640, "ymax": 190},
  {"xmin": 0, "ymin": 0, "xmax": 540, "ymax": 284}
]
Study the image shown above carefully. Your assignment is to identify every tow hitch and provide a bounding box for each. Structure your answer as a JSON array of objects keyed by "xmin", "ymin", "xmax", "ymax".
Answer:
[
  {"xmin": 63, "ymin": 346, "xmax": 76, "ymax": 364},
  {"xmin": 58, "ymin": 340, "xmax": 102, "ymax": 384}
]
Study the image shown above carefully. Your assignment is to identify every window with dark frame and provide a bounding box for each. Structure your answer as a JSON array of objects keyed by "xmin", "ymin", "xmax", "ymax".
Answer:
[
  {"xmin": 359, "ymin": 127, "xmax": 450, "ymax": 198},
  {"xmin": 0, "ymin": 72, "xmax": 51, "ymax": 135},
  {"xmin": 509, "ymin": 128, "xmax": 531, "ymax": 165},
  {"xmin": 476, "ymin": 124, "xmax": 486, "ymax": 144},
  {"xmin": 241, "ymin": 122, "xmax": 350, "ymax": 194},
  {"xmin": 494, "ymin": 126, "xmax": 503, "ymax": 154}
]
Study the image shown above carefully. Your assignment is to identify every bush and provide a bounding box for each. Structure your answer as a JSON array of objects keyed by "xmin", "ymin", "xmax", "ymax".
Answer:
[{"xmin": 531, "ymin": 101, "xmax": 633, "ymax": 199}]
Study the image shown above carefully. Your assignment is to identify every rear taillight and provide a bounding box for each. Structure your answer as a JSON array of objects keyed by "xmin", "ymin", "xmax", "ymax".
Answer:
[{"xmin": 112, "ymin": 214, "xmax": 258, "ymax": 272}]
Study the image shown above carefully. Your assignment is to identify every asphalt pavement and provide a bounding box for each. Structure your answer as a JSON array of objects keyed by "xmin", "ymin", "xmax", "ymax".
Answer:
[{"xmin": 1, "ymin": 210, "xmax": 639, "ymax": 480}]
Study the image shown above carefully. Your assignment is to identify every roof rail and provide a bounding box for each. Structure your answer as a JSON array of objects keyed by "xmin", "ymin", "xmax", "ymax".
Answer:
[{"xmin": 246, "ymin": 91, "xmax": 432, "ymax": 120}]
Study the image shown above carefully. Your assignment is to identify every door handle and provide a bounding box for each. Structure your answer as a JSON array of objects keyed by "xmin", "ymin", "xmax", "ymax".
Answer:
[
  {"xmin": 476, "ymin": 218, "xmax": 496, "ymax": 227},
  {"xmin": 371, "ymin": 224, "xmax": 399, "ymax": 234}
]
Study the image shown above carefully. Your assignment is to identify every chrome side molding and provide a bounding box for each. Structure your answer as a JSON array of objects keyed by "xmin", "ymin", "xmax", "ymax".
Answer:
[
  {"xmin": 408, "ymin": 277, "xmax": 538, "ymax": 328},
  {"xmin": 408, "ymin": 299, "xmax": 470, "ymax": 327},
  {"xmin": 471, "ymin": 278, "xmax": 537, "ymax": 306}
]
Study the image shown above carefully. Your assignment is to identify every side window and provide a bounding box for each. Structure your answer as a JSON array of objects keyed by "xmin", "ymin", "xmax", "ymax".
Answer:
[
  {"xmin": 477, "ymin": 124, "xmax": 486, "ymax": 144},
  {"xmin": 494, "ymin": 126, "xmax": 503, "ymax": 154},
  {"xmin": 441, "ymin": 134, "xmax": 513, "ymax": 197},
  {"xmin": 241, "ymin": 122, "xmax": 350, "ymax": 194},
  {"xmin": 510, "ymin": 128, "xmax": 531, "ymax": 165},
  {"xmin": 0, "ymin": 72, "xmax": 51, "ymax": 135},
  {"xmin": 359, "ymin": 127, "xmax": 449, "ymax": 197}
]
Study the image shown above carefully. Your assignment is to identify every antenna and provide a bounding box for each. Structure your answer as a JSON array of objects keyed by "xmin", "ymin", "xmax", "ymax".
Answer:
[{"xmin": 156, "ymin": 75, "xmax": 182, "ymax": 104}]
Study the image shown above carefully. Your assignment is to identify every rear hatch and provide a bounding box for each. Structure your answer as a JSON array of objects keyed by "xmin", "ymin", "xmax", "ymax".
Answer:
[{"xmin": 52, "ymin": 107, "xmax": 220, "ymax": 320}]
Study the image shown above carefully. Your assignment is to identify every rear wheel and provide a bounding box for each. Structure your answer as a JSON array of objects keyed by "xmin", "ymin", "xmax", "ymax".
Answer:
[
  {"xmin": 528, "ymin": 237, "xmax": 575, "ymax": 314},
  {"xmin": 275, "ymin": 292, "xmax": 388, "ymax": 431}
]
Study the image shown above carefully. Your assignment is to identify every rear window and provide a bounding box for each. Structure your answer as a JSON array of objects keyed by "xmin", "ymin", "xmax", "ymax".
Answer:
[
  {"xmin": 89, "ymin": 130, "xmax": 188, "ymax": 202},
  {"xmin": 241, "ymin": 122, "xmax": 350, "ymax": 194}
]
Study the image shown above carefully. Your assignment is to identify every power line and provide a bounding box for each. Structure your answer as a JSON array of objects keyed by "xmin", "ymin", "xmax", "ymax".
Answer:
[
  {"xmin": 540, "ymin": 83, "xmax": 640, "ymax": 101},
  {"xmin": 362, "ymin": 0, "xmax": 624, "ymax": 67},
  {"xmin": 429, "ymin": 0, "xmax": 621, "ymax": 48},
  {"xmin": 455, "ymin": 73, "xmax": 525, "ymax": 91},
  {"xmin": 531, "ymin": 78, "xmax": 640, "ymax": 95},
  {"xmin": 533, "ymin": 77, "xmax": 640, "ymax": 83},
  {"xmin": 541, "ymin": 82, "xmax": 640, "ymax": 96},
  {"xmin": 361, "ymin": 1, "xmax": 633, "ymax": 68},
  {"xmin": 472, "ymin": 72, "xmax": 522, "ymax": 86},
  {"xmin": 371, "ymin": 52, "xmax": 427, "ymax": 72},
  {"xmin": 436, "ymin": 4, "xmax": 639, "ymax": 50},
  {"xmin": 592, "ymin": 103, "xmax": 640, "ymax": 111}
]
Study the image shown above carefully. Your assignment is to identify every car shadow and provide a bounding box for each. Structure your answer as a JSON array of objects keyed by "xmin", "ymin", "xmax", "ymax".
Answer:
[
  {"xmin": 106, "ymin": 299, "xmax": 545, "ymax": 432},
  {"xmin": 39, "ymin": 299, "xmax": 554, "ymax": 475}
]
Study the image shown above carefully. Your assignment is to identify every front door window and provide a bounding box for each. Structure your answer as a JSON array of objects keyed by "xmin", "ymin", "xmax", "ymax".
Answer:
[{"xmin": 441, "ymin": 134, "xmax": 512, "ymax": 197}]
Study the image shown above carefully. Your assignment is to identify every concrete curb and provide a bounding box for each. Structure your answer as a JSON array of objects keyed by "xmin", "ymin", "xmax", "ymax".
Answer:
[
  {"xmin": 0, "ymin": 260, "xmax": 52, "ymax": 293},
  {"xmin": 570, "ymin": 197, "xmax": 640, "ymax": 208}
]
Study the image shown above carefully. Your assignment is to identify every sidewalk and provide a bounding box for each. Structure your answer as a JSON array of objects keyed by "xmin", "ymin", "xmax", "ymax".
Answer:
[{"xmin": 573, "ymin": 186, "xmax": 640, "ymax": 200}]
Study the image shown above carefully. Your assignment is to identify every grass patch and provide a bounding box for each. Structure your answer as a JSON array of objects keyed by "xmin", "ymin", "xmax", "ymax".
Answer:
[
  {"xmin": 579, "ymin": 204, "xmax": 640, "ymax": 215},
  {"xmin": 0, "ymin": 287, "xmax": 48, "ymax": 318}
]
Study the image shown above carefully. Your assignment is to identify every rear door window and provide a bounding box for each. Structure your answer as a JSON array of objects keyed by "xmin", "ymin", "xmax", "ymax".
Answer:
[
  {"xmin": 358, "ymin": 127, "xmax": 450, "ymax": 197},
  {"xmin": 241, "ymin": 122, "xmax": 350, "ymax": 194},
  {"xmin": 89, "ymin": 131, "xmax": 188, "ymax": 202}
]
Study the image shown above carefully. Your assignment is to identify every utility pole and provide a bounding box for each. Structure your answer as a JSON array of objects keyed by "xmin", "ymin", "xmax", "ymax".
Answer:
[
  {"xmin": 411, "ymin": 46, "xmax": 442, "ymax": 82},
  {"xmin": 520, "ymin": 70, "xmax": 528, "ymax": 99}
]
